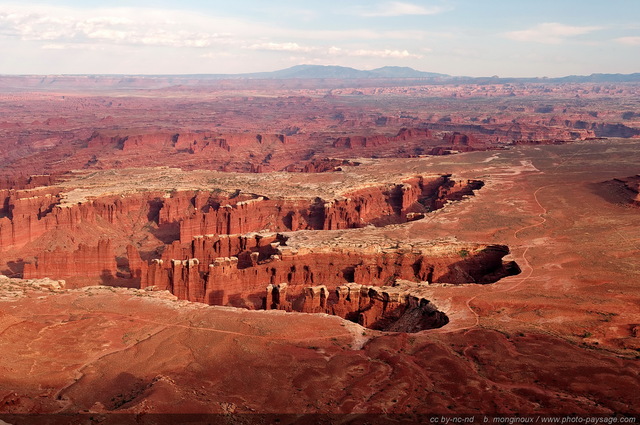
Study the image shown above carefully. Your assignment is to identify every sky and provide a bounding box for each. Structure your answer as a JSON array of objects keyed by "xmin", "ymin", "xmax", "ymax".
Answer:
[{"xmin": 0, "ymin": 0, "xmax": 639, "ymax": 77}]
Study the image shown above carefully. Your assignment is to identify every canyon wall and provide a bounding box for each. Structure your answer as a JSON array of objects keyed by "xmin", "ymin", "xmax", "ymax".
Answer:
[
  {"xmin": 330, "ymin": 128, "xmax": 432, "ymax": 149},
  {"xmin": 131, "ymin": 173, "xmax": 515, "ymax": 315},
  {"xmin": 282, "ymin": 159, "xmax": 361, "ymax": 173},
  {"xmin": 9, "ymin": 174, "xmax": 487, "ymax": 287},
  {"xmin": 176, "ymin": 174, "xmax": 482, "ymax": 241},
  {"xmin": 0, "ymin": 186, "xmax": 62, "ymax": 249},
  {"xmin": 142, "ymin": 240, "xmax": 519, "ymax": 310},
  {"xmin": 22, "ymin": 239, "xmax": 117, "ymax": 281},
  {"xmin": 279, "ymin": 281, "xmax": 449, "ymax": 332},
  {"xmin": 424, "ymin": 122, "xmax": 595, "ymax": 144},
  {"xmin": 0, "ymin": 189, "xmax": 170, "ymax": 251}
]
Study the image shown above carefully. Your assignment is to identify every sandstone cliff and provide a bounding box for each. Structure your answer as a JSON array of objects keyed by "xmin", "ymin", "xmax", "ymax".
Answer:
[{"xmin": 23, "ymin": 239, "xmax": 117, "ymax": 281}]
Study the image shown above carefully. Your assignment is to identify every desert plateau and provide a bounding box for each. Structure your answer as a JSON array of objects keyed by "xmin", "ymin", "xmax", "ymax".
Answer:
[
  {"xmin": 1, "ymin": 1, "xmax": 640, "ymax": 423},
  {"xmin": 0, "ymin": 71, "xmax": 638, "ymax": 424}
]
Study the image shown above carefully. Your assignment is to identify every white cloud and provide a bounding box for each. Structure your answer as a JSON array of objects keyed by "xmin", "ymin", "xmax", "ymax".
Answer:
[
  {"xmin": 0, "ymin": 5, "xmax": 240, "ymax": 48},
  {"xmin": 615, "ymin": 36, "xmax": 640, "ymax": 46},
  {"xmin": 41, "ymin": 43, "xmax": 104, "ymax": 51},
  {"xmin": 0, "ymin": 3, "xmax": 431, "ymax": 73},
  {"xmin": 505, "ymin": 23, "xmax": 602, "ymax": 44},
  {"xmin": 328, "ymin": 46, "xmax": 422, "ymax": 59},
  {"xmin": 357, "ymin": 1, "xmax": 446, "ymax": 17},
  {"xmin": 292, "ymin": 28, "xmax": 432, "ymax": 42},
  {"xmin": 327, "ymin": 46, "xmax": 343, "ymax": 56},
  {"xmin": 246, "ymin": 43, "xmax": 422, "ymax": 59},
  {"xmin": 246, "ymin": 42, "xmax": 315, "ymax": 52},
  {"xmin": 0, "ymin": 4, "xmax": 430, "ymax": 51},
  {"xmin": 353, "ymin": 49, "xmax": 421, "ymax": 58},
  {"xmin": 199, "ymin": 51, "xmax": 241, "ymax": 59}
]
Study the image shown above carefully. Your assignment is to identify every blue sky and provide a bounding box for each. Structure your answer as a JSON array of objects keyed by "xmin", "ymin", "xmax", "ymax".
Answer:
[{"xmin": 0, "ymin": 0, "xmax": 638, "ymax": 76}]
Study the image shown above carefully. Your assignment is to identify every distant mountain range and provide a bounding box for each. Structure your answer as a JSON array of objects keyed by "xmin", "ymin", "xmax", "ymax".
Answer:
[
  {"xmin": 242, "ymin": 65, "xmax": 450, "ymax": 79},
  {"xmin": 1, "ymin": 65, "xmax": 639, "ymax": 92},
  {"xmin": 552, "ymin": 73, "xmax": 640, "ymax": 83},
  {"xmin": 182, "ymin": 65, "xmax": 640, "ymax": 83}
]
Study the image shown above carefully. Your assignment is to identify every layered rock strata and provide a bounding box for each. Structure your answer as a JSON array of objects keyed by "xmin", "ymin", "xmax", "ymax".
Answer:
[
  {"xmin": 292, "ymin": 281, "xmax": 449, "ymax": 333},
  {"xmin": 22, "ymin": 239, "xmax": 116, "ymax": 281},
  {"xmin": 141, "ymin": 241, "xmax": 520, "ymax": 311},
  {"xmin": 9, "ymin": 174, "xmax": 487, "ymax": 288},
  {"xmin": 2, "ymin": 174, "xmax": 479, "ymax": 251}
]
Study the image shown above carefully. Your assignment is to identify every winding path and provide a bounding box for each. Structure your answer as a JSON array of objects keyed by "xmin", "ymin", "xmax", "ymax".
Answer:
[{"xmin": 445, "ymin": 184, "xmax": 552, "ymax": 334}]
